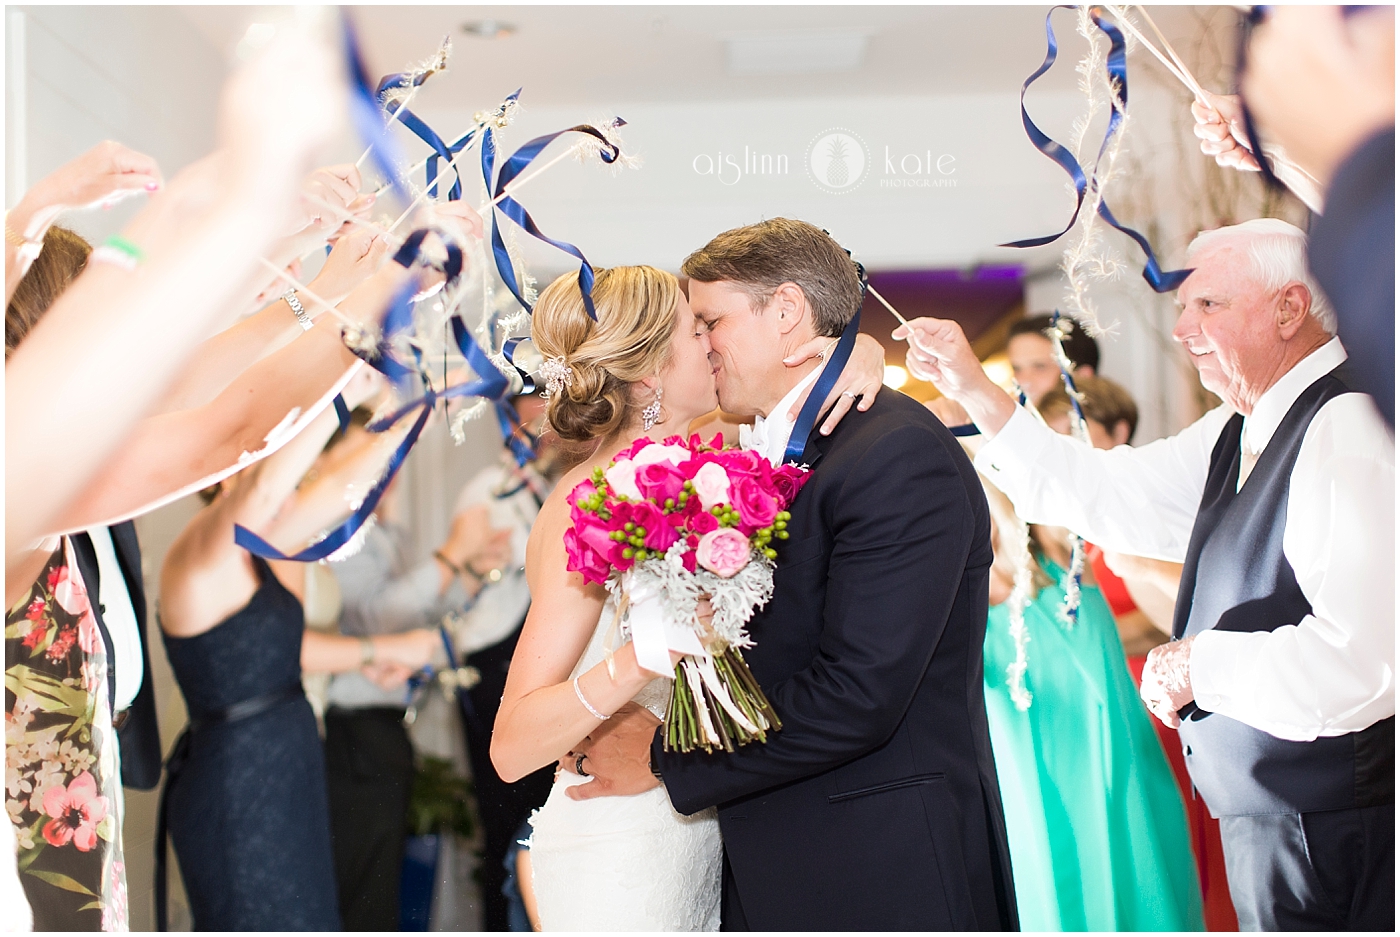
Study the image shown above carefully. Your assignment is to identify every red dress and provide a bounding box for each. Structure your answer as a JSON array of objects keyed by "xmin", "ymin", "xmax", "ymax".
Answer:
[{"xmin": 1088, "ymin": 545, "xmax": 1239, "ymax": 932}]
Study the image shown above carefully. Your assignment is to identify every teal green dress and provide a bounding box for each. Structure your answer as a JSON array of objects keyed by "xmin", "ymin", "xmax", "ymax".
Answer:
[{"xmin": 985, "ymin": 557, "xmax": 1205, "ymax": 931}]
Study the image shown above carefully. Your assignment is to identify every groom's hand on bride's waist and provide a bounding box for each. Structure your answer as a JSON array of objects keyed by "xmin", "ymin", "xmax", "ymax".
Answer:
[{"xmin": 563, "ymin": 702, "xmax": 662, "ymax": 801}]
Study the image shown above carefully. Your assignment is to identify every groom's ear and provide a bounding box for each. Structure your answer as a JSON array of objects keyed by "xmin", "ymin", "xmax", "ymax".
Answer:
[{"xmin": 770, "ymin": 282, "xmax": 808, "ymax": 337}]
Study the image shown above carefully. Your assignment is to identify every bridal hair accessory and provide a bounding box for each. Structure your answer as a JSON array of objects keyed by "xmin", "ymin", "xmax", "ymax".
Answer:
[
  {"xmin": 564, "ymin": 434, "xmax": 812, "ymax": 752},
  {"xmin": 1000, "ymin": 5, "xmax": 1191, "ymax": 333},
  {"xmin": 641, "ymin": 386, "xmax": 663, "ymax": 432},
  {"xmin": 539, "ymin": 355, "xmax": 573, "ymax": 400}
]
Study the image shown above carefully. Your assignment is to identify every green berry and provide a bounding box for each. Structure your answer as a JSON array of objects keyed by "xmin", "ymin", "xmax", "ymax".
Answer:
[
  {"xmin": 775, "ymin": 520, "xmax": 786, "ymax": 531},
  {"xmin": 622, "ymin": 548, "xmax": 634, "ymax": 559},
  {"xmin": 624, "ymin": 522, "xmax": 635, "ymax": 532},
  {"xmin": 777, "ymin": 530, "xmax": 789, "ymax": 540}
]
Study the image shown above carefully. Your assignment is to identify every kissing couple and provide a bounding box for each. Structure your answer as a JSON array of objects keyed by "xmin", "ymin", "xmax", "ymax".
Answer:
[{"xmin": 490, "ymin": 218, "xmax": 1018, "ymax": 931}]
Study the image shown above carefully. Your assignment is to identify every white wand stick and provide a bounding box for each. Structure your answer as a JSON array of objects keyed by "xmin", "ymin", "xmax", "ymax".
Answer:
[
  {"xmin": 387, "ymin": 140, "xmax": 585, "ymax": 236},
  {"xmin": 355, "ymin": 82, "xmax": 424, "ymax": 171}
]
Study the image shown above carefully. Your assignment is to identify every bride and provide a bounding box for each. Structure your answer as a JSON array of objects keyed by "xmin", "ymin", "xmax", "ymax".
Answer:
[{"xmin": 490, "ymin": 264, "xmax": 881, "ymax": 931}]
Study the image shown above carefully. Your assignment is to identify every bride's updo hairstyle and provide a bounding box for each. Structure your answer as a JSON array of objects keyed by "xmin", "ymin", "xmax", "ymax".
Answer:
[{"xmin": 531, "ymin": 265, "xmax": 680, "ymax": 443}]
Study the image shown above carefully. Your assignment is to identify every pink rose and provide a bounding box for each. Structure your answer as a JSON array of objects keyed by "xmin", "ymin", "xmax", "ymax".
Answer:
[
  {"xmin": 718, "ymin": 448, "xmax": 765, "ymax": 479},
  {"xmin": 769, "ymin": 465, "xmax": 810, "ymax": 507},
  {"xmin": 691, "ymin": 461, "xmax": 731, "ymax": 509},
  {"xmin": 635, "ymin": 462, "xmax": 686, "ymax": 504},
  {"xmin": 630, "ymin": 502, "xmax": 679, "ymax": 553},
  {"xmin": 695, "ymin": 528, "xmax": 752, "ymax": 578},
  {"xmin": 564, "ymin": 527, "xmax": 611, "ymax": 585},
  {"xmin": 604, "ymin": 460, "xmax": 642, "ymax": 501},
  {"xmin": 734, "ymin": 477, "xmax": 778, "ymax": 529},
  {"xmin": 688, "ymin": 507, "xmax": 719, "ymax": 536}
]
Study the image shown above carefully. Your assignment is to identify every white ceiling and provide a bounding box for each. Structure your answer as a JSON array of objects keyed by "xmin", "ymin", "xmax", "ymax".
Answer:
[{"xmin": 177, "ymin": 5, "xmax": 1219, "ymax": 108}]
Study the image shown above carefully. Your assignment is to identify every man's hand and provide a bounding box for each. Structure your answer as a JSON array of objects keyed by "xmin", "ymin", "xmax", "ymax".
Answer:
[
  {"xmin": 1140, "ymin": 635, "xmax": 1196, "ymax": 728},
  {"xmin": 564, "ymin": 702, "xmax": 662, "ymax": 801},
  {"xmin": 893, "ymin": 317, "xmax": 1018, "ymax": 435},
  {"xmin": 782, "ymin": 333, "xmax": 885, "ymax": 435}
]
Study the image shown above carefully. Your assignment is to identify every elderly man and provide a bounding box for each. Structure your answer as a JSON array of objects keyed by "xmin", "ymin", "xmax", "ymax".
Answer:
[{"xmin": 898, "ymin": 218, "xmax": 1393, "ymax": 931}]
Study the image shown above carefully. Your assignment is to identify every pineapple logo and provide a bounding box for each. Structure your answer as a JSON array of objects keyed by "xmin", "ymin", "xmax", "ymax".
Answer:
[{"xmin": 806, "ymin": 128, "xmax": 869, "ymax": 194}]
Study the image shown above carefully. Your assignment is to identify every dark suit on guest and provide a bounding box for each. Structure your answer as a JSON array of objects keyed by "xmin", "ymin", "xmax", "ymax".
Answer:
[
  {"xmin": 1309, "ymin": 125, "xmax": 1395, "ymax": 427},
  {"xmin": 653, "ymin": 391, "xmax": 1017, "ymax": 931},
  {"xmin": 70, "ymin": 521, "xmax": 162, "ymax": 790}
]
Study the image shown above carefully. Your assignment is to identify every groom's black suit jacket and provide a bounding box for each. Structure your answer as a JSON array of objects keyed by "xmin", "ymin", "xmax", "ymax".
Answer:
[{"xmin": 654, "ymin": 391, "xmax": 1017, "ymax": 931}]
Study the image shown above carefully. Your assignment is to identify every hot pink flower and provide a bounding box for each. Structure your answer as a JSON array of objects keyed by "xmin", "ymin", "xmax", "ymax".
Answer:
[
  {"xmin": 563, "ymin": 528, "xmax": 611, "ymax": 585},
  {"xmin": 734, "ymin": 477, "xmax": 779, "ymax": 529},
  {"xmin": 630, "ymin": 502, "xmax": 679, "ymax": 553},
  {"xmin": 695, "ymin": 528, "xmax": 752, "ymax": 578},
  {"xmin": 41, "ymin": 771, "xmax": 108, "ymax": 852},
  {"xmin": 770, "ymin": 464, "xmax": 810, "ymax": 507},
  {"xmin": 635, "ymin": 461, "xmax": 686, "ymax": 504}
]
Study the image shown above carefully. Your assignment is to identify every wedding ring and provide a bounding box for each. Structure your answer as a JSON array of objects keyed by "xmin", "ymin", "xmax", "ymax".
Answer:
[
  {"xmin": 842, "ymin": 390, "xmax": 857, "ymax": 399},
  {"xmin": 574, "ymin": 753, "xmax": 590, "ymax": 777}
]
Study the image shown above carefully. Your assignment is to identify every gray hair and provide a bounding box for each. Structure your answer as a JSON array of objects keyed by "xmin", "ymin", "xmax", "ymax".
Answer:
[{"xmin": 1186, "ymin": 218, "xmax": 1336, "ymax": 336}]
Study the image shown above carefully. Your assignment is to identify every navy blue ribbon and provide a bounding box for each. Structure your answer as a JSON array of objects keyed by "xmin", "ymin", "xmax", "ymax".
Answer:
[
  {"xmin": 342, "ymin": 13, "xmax": 409, "ymax": 203},
  {"xmin": 948, "ymin": 423, "xmax": 981, "ymax": 437},
  {"xmin": 333, "ymin": 394, "xmax": 351, "ymax": 434},
  {"xmin": 480, "ymin": 122, "xmax": 622, "ymax": 320},
  {"xmin": 235, "ymin": 319, "xmax": 516, "ymax": 562},
  {"xmin": 782, "ymin": 264, "xmax": 868, "ymax": 465},
  {"xmin": 1003, "ymin": 7, "xmax": 1191, "ymax": 293}
]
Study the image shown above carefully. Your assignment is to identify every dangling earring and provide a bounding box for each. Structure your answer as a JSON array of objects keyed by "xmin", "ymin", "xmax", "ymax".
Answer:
[{"xmin": 641, "ymin": 385, "xmax": 663, "ymax": 432}]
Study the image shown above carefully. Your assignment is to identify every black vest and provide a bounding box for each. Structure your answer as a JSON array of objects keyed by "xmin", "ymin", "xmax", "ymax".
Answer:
[{"xmin": 1173, "ymin": 370, "xmax": 1394, "ymax": 817}]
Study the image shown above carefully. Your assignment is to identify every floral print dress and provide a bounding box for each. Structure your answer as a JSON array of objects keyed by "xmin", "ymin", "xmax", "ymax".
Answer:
[{"xmin": 6, "ymin": 539, "xmax": 127, "ymax": 931}]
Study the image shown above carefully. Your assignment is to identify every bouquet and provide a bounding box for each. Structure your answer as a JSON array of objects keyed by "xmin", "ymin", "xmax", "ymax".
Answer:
[{"xmin": 564, "ymin": 434, "xmax": 811, "ymax": 753}]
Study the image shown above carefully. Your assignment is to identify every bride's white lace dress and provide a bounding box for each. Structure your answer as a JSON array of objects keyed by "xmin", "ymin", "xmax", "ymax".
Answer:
[{"xmin": 528, "ymin": 597, "xmax": 723, "ymax": 931}]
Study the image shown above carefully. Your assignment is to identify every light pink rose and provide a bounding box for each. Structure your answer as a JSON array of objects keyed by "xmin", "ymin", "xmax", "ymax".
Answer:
[
  {"xmin": 604, "ymin": 459, "xmax": 643, "ymax": 501},
  {"xmin": 632, "ymin": 442, "xmax": 691, "ymax": 467},
  {"xmin": 695, "ymin": 528, "xmax": 752, "ymax": 578},
  {"xmin": 692, "ymin": 461, "xmax": 732, "ymax": 509}
]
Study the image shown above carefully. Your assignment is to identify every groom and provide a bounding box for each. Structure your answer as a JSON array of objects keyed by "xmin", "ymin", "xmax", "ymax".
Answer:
[{"xmin": 570, "ymin": 219, "xmax": 1017, "ymax": 930}]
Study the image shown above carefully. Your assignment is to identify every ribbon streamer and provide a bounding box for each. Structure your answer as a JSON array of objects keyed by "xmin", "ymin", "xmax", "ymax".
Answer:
[
  {"xmin": 1002, "ymin": 6, "xmax": 1190, "ymax": 293},
  {"xmin": 342, "ymin": 13, "xmax": 409, "ymax": 204},
  {"xmin": 480, "ymin": 121, "xmax": 623, "ymax": 320},
  {"xmin": 782, "ymin": 262, "xmax": 868, "ymax": 465}
]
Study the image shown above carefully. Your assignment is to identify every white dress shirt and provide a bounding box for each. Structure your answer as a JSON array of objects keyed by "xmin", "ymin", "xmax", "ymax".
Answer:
[
  {"xmin": 739, "ymin": 364, "xmax": 825, "ymax": 467},
  {"xmin": 975, "ymin": 338, "xmax": 1394, "ymax": 742},
  {"xmin": 85, "ymin": 526, "xmax": 143, "ymax": 713}
]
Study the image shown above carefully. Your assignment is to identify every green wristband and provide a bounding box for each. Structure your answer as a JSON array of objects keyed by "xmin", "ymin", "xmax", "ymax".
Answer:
[{"xmin": 100, "ymin": 234, "xmax": 145, "ymax": 264}]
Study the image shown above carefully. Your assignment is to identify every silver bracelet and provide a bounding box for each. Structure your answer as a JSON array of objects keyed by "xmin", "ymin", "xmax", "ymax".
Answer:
[
  {"xmin": 284, "ymin": 289, "xmax": 313, "ymax": 331},
  {"xmin": 573, "ymin": 675, "xmax": 609, "ymax": 721}
]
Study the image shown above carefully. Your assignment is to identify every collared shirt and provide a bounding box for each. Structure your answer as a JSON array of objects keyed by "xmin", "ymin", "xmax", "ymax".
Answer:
[
  {"xmin": 324, "ymin": 520, "xmax": 467, "ymax": 709},
  {"xmin": 738, "ymin": 363, "xmax": 824, "ymax": 467},
  {"xmin": 976, "ymin": 338, "xmax": 1394, "ymax": 742},
  {"xmin": 447, "ymin": 457, "xmax": 554, "ymax": 656},
  {"xmin": 85, "ymin": 526, "xmax": 142, "ymax": 712}
]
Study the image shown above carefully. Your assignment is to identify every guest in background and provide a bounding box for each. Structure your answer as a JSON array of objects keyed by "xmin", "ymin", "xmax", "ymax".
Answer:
[
  {"xmin": 447, "ymin": 392, "xmax": 563, "ymax": 931},
  {"xmin": 322, "ymin": 445, "xmax": 512, "ymax": 932},
  {"xmin": 1006, "ymin": 313, "xmax": 1100, "ymax": 405},
  {"xmin": 4, "ymin": 225, "xmax": 158, "ymax": 930},
  {"xmin": 1039, "ymin": 377, "xmax": 1237, "ymax": 930},
  {"xmin": 157, "ymin": 374, "xmax": 439, "ymax": 931},
  {"xmin": 955, "ymin": 424, "xmax": 1204, "ymax": 931}
]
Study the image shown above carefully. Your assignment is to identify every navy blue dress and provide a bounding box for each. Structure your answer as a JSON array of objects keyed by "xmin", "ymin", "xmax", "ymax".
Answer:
[{"xmin": 162, "ymin": 556, "xmax": 340, "ymax": 931}]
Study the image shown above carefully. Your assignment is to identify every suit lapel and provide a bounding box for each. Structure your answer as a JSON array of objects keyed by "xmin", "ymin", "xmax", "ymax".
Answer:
[{"xmin": 794, "ymin": 402, "xmax": 841, "ymax": 469}]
